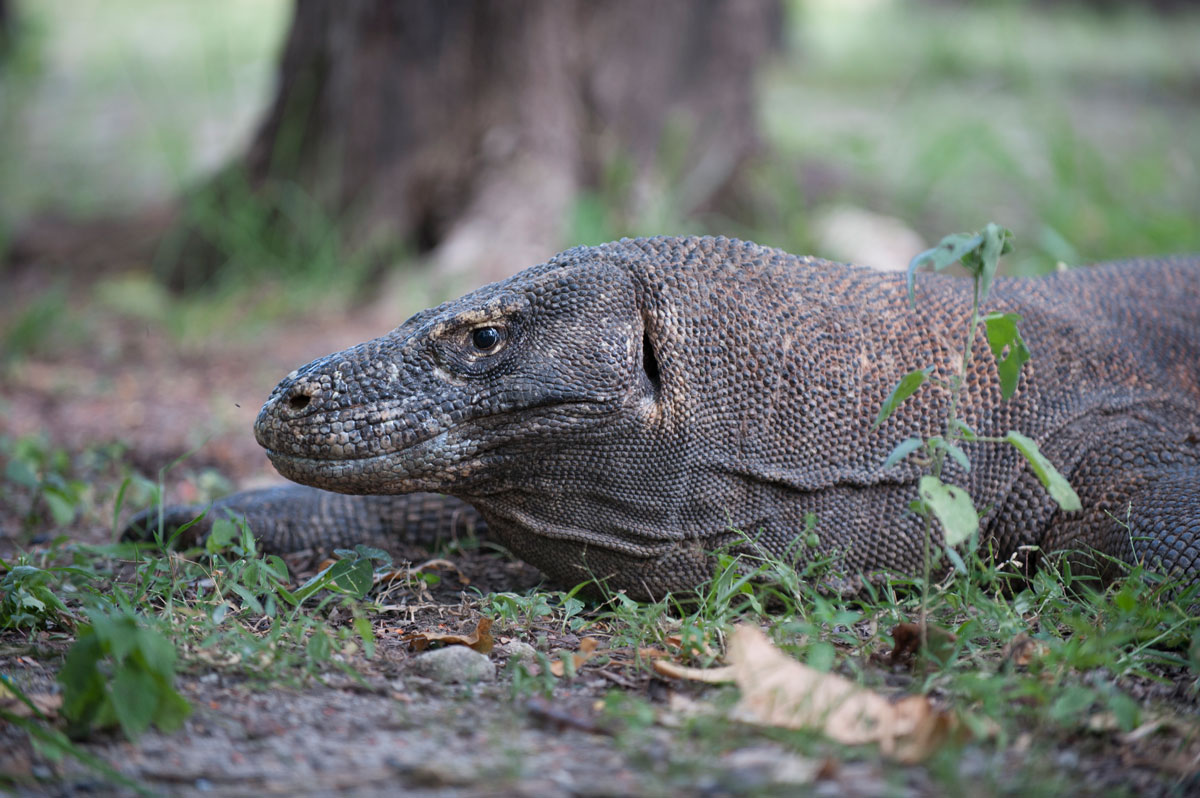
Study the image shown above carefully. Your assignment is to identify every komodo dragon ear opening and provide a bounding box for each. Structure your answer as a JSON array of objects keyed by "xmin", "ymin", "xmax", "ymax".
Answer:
[{"xmin": 641, "ymin": 330, "xmax": 662, "ymax": 398}]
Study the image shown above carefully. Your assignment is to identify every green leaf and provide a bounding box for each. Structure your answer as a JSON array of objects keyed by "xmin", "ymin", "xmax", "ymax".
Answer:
[
  {"xmin": 1107, "ymin": 690, "xmax": 1140, "ymax": 732},
  {"xmin": 160, "ymin": 506, "xmax": 209, "ymax": 549},
  {"xmin": 152, "ymin": 684, "xmax": 192, "ymax": 733},
  {"xmin": 974, "ymin": 223, "xmax": 1013, "ymax": 304},
  {"xmin": 353, "ymin": 616, "xmax": 376, "ymax": 659},
  {"xmin": 918, "ymin": 475, "xmax": 978, "ymax": 547},
  {"xmin": 805, "ymin": 641, "xmax": 836, "ymax": 672},
  {"xmin": 1050, "ymin": 685, "xmax": 1096, "ymax": 723},
  {"xmin": 111, "ymin": 667, "xmax": 156, "ymax": 740},
  {"xmin": 883, "ymin": 437, "xmax": 924, "ymax": 469},
  {"xmin": 945, "ymin": 545, "xmax": 968, "ymax": 575},
  {"xmin": 58, "ymin": 632, "xmax": 105, "ymax": 723},
  {"xmin": 20, "ymin": 593, "xmax": 46, "ymax": 612},
  {"xmin": 330, "ymin": 558, "xmax": 375, "ymax": 599},
  {"xmin": 950, "ymin": 418, "xmax": 978, "ymax": 441},
  {"xmin": 94, "ymin": 613, "xmax": 139, "ymax": 664},
  {"xmin": 227, "ymin": 582, "xmax": 265, "ymax": 615},
  {"xmin": 294, "ymin": 557, "xmax": 374, "ymax": 603},
  {"xmin": 306, "ymin": 627, "xmax": 331, "ymax": 661},
  {"xmin": 933, "ymin": 438, "xmax": 971, "ymax": 473},
  {"xmin": 4, "ymin": 457, "xmax": 39, "ymax": 489},
  {"xmin": 263, "ymin": 555, "xmax": 290, "ymax": 583},
  {"xmin": 43, "ymin": 490, "xmax": 77, "ymax": 526},
  {"xmin": 206, "ymin": 519, "xmax": 239, "ymax": 554},
  {"xmin": 354, "ymin": 544, "xmax": 392, "ymax": 565},
  {"xmin": 983, "ymin": 312, "xmax": 1031, "ymax": 399},
  {"xmin": 907, "ymin": 233, "xmax": 982, "ymax": 307},
  {"xmin": 1004, "ymin": 432, "xmax": 1082, "ymax": 512},
  {"xmin": 873, "ymin": 368, "xmax": 930, "ymax": 430},
  {"xmin": 133, "ymin": 626, "xmax": 176, "ymax": 678}
]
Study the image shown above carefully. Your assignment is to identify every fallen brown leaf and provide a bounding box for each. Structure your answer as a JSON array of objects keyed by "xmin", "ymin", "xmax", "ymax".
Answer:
[
  {"xmin": 0, "ymin": 687, "xmax": 62, "ymax": 719},
  {"xmin": 666, "ymin": 633, "xmax": 718, "ymax": 659},
  {"xmin": 637, "ymin": 647, "xmax": 671, "ymax": 660},
  {"xmin": 652, "ymin": 659, "xmax": 737, "ymax": 683},
  {"xmin": 549, "ymin": 636, "xmax": 600, "ymax": 677},
  {"xmin": 1001, "ymin": 633, "xmax": 1048, "ymax": 667},
  {"xmin": 889, "ymin": 622, "xmax": 957, "ymax": 665},
  {"xmin": 404, "ymin": 617, "xmax": 494, "ymax": 654},
  {"xmin": 659, "ymin": 625, "xmax": 954, "ymax": 763}
]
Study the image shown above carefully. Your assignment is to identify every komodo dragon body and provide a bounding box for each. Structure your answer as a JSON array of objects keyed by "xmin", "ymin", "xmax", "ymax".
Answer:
[{"xmin": 141, "ymin": 236, "xmax": 1200, "ymax": 598}]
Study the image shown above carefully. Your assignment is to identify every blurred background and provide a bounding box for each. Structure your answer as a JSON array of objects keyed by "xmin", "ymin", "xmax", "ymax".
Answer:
[{"xmin": 1, "ymin": 0, "xmax": 1198, "ymax": 523}]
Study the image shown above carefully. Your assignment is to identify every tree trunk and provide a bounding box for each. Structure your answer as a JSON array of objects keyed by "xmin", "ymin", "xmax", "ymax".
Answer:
[{"xmin": 164, "ymin": 0, "xmax": 781, "ymax": 288}]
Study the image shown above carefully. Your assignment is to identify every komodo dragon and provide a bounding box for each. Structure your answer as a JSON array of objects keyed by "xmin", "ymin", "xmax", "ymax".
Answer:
[{"xmin": 133, "ymin": 236, "xmax": 1200, "ymax": 598}]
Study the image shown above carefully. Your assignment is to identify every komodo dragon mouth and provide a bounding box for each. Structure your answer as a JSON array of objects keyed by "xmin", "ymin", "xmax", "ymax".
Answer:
[{"xmin": 256, "ymin": 394, "xmax": 611, "ymax": 494}]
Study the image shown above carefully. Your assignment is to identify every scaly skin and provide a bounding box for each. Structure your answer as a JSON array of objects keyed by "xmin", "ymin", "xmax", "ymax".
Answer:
[{"xmin": 134, "ymin": 237, "xmax": 1200, "ymax": 598}]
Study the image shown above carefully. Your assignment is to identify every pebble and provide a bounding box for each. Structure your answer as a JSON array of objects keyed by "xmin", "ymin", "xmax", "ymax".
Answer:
[
  {"xmin": 496, "ymin": 640, "xmax": 539, "ymax": 666},
  {"xmin": 411, "ymin": 645, "xmax": 495, "ymax": 683}
]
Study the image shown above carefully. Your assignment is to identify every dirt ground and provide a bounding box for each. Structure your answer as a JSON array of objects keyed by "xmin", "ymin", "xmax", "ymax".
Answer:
[{"xmin": 2, "ymin": 265, "xmax": 1199, "ymax": 798}]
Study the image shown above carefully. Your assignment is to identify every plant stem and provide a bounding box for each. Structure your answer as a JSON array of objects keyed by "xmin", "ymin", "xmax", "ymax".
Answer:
[
  {"xmin": 943, "ymin": 277, "xmax": 983, "ymax": 472},
  {"xmin": 920, "ymin": 277, "xmax": 983, "ymax": 653}
]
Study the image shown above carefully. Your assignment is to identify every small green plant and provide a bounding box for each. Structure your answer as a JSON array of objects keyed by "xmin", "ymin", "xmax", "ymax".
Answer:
[
  {"xmin": 58, "ymin": 608, "xmax": 192, "ymax": 740},
  {"xmin": 484, "ymin": 588, "xmax": 588, "ymax": 633},
  {"xmin": 0, "ymin": 676, "xmax": 156, "ymax": 796},
  {"xmin": 875, "ymin": 224, "xmax": 1082, "ymax": 640},
  {"xmin": 1, "ymin": 434, "xmax": 90, "ymax": 533},
  {"xmin": 0, "ymin": 556, "xmax": 87, "ymax": 630}
]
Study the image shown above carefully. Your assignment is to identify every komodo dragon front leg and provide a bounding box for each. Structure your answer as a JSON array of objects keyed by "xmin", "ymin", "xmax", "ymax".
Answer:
[{"xmin": 126, "ymin": 488, "xmax": 483, "ymax": 553}]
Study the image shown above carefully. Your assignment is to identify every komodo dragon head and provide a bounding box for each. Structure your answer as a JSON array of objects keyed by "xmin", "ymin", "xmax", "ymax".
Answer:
[{"xmin": 255, "ymin": 238, "xmax": 726, "ymax": 577}]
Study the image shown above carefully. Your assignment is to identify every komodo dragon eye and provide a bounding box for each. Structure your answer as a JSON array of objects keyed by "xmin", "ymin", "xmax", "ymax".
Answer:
[{"xmin": 471, "ymin": 326, "xmax": 502, "ymax": 351}]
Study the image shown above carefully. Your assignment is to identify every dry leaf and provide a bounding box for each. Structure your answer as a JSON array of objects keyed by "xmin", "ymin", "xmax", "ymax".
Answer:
[
  {"xmin": 889, "ymin": 622, "xmax": 957, "ymax": 665},
  {"xmin": 660, "ymin": 625, "xmax": 954, "ymax": 763},
  {"xmin": 1120, "ymin": 718, "xmax": 1166, "ymax": 744},
  {"xmin": 0, "ymin": 688, "xmax": 62, "ymax": 719},
  {"xmin": 653, "ymin": 660, "xmax": 736, "ymax": 683},
  {"xmin": 1086, "ymin": 712, "xmax": 1120, "ymax": 733},
  {"xmin": 404, "ymin": 617, "xmax": 494, "ymax": 654},
  {"xmin": 665, "ymin": 633, "xmax": 717, "ymax": 659},
  {"xmin": 1001, "ymin": 633, "xmax": 1047, "ymax": 667},
  {"xmin": 549, "ymin": 637, "xmax": 600, "ymax": 677},
  {"xmin": 728, "ymin": 626, "xmax": 951, "ymax": 762}
]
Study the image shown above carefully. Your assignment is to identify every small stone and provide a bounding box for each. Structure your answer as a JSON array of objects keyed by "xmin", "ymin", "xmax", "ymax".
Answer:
[
  {"xmin": 496, "ymin": 641, "xmax": 539, "ymax": 666},
  {"xmin": 411, "ymin": 645, "xmax": 495, "ymax": 683}
]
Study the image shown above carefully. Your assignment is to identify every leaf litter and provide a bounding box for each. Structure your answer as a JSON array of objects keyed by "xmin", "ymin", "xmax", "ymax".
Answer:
[{"xmin": 656, "ymin": 625, "xmax": 956, "ymax": 763}]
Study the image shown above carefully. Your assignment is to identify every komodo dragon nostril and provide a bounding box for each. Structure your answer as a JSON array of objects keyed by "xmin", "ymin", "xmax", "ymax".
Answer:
[{"xmin": 286, "ymin": 389, "xmax": 314, "ymax": 412}]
